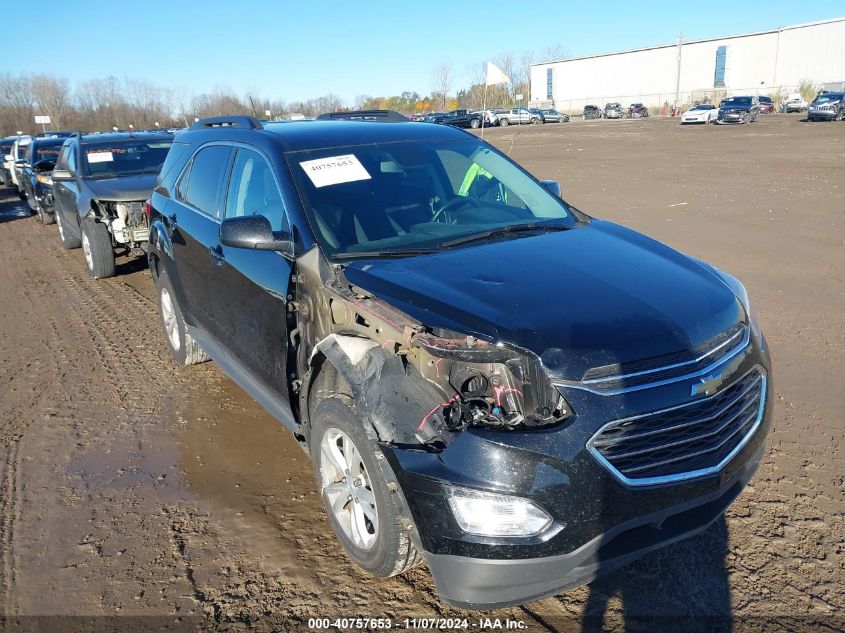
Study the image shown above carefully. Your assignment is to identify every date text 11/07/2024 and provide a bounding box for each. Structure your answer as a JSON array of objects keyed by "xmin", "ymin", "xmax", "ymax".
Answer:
[{"xmin": 307, "ymin": 617, "xmax": 527, "ymax": 630}]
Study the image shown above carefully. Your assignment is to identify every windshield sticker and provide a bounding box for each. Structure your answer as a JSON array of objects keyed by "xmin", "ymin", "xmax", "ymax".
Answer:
[
  {"xmin": 87, "ymin": 152, "xmax": 114, "ymax": 163},
  {"xmin": 299, "ymin": 154, "xmax": 371, "ymax": 188}
]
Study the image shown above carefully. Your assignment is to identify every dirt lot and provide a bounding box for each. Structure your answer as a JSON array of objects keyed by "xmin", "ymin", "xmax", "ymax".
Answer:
[{"xmin": 0, "ymin": 115, "xmax": 842, "ymax": 632}]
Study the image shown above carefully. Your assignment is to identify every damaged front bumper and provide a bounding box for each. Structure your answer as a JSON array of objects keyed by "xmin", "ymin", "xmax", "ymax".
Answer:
[{"xmin": 380, "ymin": 338, "xmax": 772, "ymax": 609}]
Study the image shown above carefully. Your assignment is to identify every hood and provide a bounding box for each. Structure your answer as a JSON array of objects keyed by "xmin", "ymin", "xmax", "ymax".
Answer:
[
  {"xmin": 342, "ymin": 220, "xmax": 744, "ymax": 381},
  {"xmin": 84, "ymin": 173, "xmax": 158, "ymax": 201}
]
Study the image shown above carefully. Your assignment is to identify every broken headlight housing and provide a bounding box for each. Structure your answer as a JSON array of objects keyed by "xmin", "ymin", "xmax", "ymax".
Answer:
[{"xmin": 413, "ymin": 331, "xmax": 571, "ymax": 442}]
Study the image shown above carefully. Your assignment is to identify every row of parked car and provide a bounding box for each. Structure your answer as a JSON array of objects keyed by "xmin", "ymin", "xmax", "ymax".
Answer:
[
  {"xmin": 412, "ymin": 107, "xmax": 570, "ymax": 128},
  {"xmin": 677, "ymin": 92, "xmax": 845, "ymax": 125},
  {"xmin": 0, "ymin": 109, "xmax": 773, "ymax": 611}
]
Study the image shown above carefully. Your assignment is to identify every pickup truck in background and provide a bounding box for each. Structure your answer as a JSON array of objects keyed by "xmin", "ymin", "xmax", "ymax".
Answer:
[{"xmin": 497, "ymin": 107, "xmax": 543, "ymax": 126}]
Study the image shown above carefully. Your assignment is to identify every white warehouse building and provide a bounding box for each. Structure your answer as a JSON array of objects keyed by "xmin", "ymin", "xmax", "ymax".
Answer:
[{"xmin": 530, "ymin": 17, "xmax": 845, "ymax": 113}]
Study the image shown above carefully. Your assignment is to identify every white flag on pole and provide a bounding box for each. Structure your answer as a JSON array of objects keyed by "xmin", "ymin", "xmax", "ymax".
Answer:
[{"xmin": 485, "ymin": 62, "xmax": 510, "ymax": 86}]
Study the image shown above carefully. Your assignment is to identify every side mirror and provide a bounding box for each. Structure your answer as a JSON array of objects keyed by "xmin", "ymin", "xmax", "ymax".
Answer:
[
  {"xmin": 220, "ymin": 215, "xmax": 292, "ymax": 252},
  {"xmin": 51, "ymin": 169, "xmax": 72, "ymax": 181},
  {"xmin": 3, "ymin": 154, "xmax": 12, "ymax": 161},
  {"xmin": 540, "ymin": 179, "xmax": 562, "ymax": 198}
]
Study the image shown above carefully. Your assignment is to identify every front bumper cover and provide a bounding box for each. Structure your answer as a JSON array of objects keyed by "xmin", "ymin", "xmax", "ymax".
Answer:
[
  {"xmin": 425, "ymin": 447, "xmax": 761, "ymax": 608},
  {"xmin": 382, "ymin": 332, "xmax": 772, "ymax": 608}
]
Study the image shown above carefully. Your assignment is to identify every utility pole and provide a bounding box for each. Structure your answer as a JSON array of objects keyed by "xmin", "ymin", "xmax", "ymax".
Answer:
[{"xmin": 674, "ymin": 32, "xmax": 683, "ymax": 115}]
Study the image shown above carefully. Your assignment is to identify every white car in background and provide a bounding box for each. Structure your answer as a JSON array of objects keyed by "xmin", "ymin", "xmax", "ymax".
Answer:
[
  {"xmin": 5, "ymin": 136, "xmax": 31, "ymax": 192},
  {"xmin": 681, "ymin": 104, "xmax": 718, "ymax": 124},
  {"xmin": 784, "ymin": 94, "xmax": 806, "ymax": 113}
]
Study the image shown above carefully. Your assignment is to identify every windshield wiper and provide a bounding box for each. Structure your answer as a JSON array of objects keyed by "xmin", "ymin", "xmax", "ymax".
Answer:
[
  {"xmin": 439, "ymin": 223, "xmax": 570, "ymax": 248},
  {"xmin": 331, "ymin": 247, "xmax": 441, "ymax": 260}
]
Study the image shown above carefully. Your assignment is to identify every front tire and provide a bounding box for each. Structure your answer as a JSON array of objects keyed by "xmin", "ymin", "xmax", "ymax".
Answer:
[
  {"xmin": 311, "ymin": 397, "xmax": 421, "ymax": 578},
  {"xmin": 469, "ymin": 118, "xmax": 480, "ymax": 129},
  {"xmin": 38, "ymin": 203, "xmax": 55, "ymax": 225},
  {"xmin": 499, "ymin": 118, "xmax": 510, "ymax": 127},
  {"xmin": 81, "ymin": 219, "xmax": 116, "ymax": 279},
  {"xmin": 155, "ymin": 270, "xmax": 209, "ymax": 365}
]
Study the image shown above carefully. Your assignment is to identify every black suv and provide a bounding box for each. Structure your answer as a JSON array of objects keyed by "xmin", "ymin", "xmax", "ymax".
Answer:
[
  {"xmin": 20, "ymin": 134, "xmax": 68, "ymax": 224},
  {"xmin": 52, "ymin": 131, "xmax": 173, "ymax": 278},
  {"xmin": 807, "ymin": 92, "xmax": 845, "ymax": 121},
  {"xmin": 148, "ymin": 114, "xmax": 772, "ymax": 609}
]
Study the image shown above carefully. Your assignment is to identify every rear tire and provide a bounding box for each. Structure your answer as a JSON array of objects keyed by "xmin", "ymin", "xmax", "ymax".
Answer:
[
  {"xmin": 56, "ymin": 210, "xmax": 81, "ymax": 249},
  {"xmin": 81, "ymin": 219, "xmax": 116, "ymax": 279},
  {"xmin": 155, "ymin": 270, "xmax": 209, "ymax": 365},
  {"xmin": 311, "ymin": 397, "xmax": 421, "ymax": 578},
  {"xmin": 469, "ymin": 118, "xmax": 480, "ymax": 129}
]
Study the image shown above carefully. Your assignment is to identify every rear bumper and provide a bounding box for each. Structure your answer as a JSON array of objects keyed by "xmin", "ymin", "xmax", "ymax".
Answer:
[{"xmin": 425, "ymin": 447, "xmax": 761, "ymax": 609}]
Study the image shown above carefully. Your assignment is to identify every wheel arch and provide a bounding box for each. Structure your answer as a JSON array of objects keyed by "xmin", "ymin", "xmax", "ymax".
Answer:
[{"xmin": 300, "ymin": 334, "xmax": 446, "ymax": 452}]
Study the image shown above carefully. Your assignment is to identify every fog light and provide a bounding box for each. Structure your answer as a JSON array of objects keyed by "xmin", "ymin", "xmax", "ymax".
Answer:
[{"xmin": 445, "ymin": 487, "xmax": 552, "ymax": 537}]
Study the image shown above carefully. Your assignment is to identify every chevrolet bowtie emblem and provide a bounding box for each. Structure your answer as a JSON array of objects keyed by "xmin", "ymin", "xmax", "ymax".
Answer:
[{"xmin": 691, "ymin": 374, "xmax": 723, "ymax": 397}]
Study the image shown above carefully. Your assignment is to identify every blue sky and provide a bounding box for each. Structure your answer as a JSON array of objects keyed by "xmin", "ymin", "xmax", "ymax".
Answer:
[{"xmin": 8, "ymin": 1, "xmax": 843, "ymax": 104}]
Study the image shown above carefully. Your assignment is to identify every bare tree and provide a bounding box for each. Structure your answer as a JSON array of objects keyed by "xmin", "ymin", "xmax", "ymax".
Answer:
[
  {"xmin": 432, "ymin": 61, "xmax": 453, "ymax": 111},
  {"xmin": 30, "ymin": 74, "xmax": 71, "ymax": 128}
]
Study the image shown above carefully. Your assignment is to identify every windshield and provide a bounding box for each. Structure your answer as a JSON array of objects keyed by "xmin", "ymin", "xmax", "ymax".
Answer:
[
  {"xmin": 722, "ymin": 97, "xmax": 751, "ymax": 107},
  {"xmin": 606, "ymin": 103, "xmax": 621, "ymax": 109},
  {"xmin": 81, "ymin": 139, "xmax": 173, "ymax": 178},
  {"xmin": 287, "ymin": 137, "xmax": 574, "ymax": 258},
  {"xmin": 813, "ymin": 94, "xmax": 843, "ymax": 104},
  {"xmin": 33, "ymin": 143, "xmax": 63, "ymax": 163},
  {"xmin": 691, "ymin": 105, "xmax": 712, "ymax": 111},
  {"xmin": 16, "ymin": 143, "xmax": 29, "ymax": 159}
]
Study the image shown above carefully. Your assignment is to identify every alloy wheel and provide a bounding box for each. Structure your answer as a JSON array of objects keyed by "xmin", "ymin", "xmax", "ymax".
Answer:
[
  {"xmin": 320, "ymin": 428, "xmax": 379, "ymax": 550},
  {"xmin": 159, "ymin": 287, "xmax": 181, "ymax": 351},
  {"xmin": 82, "ymin": 232, "xmax": 93, "ymax": 270}
]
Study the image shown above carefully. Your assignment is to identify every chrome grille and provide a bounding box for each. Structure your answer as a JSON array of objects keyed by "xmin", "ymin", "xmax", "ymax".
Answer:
[
  {"xmin": 588, "ymin": 367, "xmax": 766, "ymax": 486},
  {"xmin": 577, "ymin": 323, "xmax": 749, "ymax": 394}
]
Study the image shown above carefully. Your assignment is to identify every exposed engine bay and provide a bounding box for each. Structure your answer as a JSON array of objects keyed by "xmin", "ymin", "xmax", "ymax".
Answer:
[
  {"xmin": 92, "ymin": 200, "xmax": 149, "ymax": 247},
  {"xmin": 291, "ymin": 247, "xmax": 572, "ymax": 451}
]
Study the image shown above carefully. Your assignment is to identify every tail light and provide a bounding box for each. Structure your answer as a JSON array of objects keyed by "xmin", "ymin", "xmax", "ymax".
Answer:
[{"xmin": 144, "ymin": 201, "xmax": 151, "ymax": 221}]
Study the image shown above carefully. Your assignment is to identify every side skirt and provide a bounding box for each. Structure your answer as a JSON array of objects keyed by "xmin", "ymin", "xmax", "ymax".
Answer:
[{"xmin": 186, "ymin": 325, "xmax": 300, "ymax": 436}]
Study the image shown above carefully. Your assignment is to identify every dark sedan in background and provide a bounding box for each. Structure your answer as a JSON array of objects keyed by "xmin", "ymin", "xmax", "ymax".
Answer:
[{"xmin": 717, "ymin": 96, "xmax": 760, "ymax": 124}]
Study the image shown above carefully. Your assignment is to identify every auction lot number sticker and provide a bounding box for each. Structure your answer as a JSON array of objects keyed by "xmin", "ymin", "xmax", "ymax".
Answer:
[
  {"xmin": 307, "ymin": 617, "xmax": 527, "ymax": 630},
  {"xmin": 299, "ymin": 154, "xmax": 371, "ymax": 188}
]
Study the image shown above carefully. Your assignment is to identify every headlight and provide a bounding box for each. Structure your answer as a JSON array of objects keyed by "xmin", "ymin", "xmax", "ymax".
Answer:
[
  {"xmin": 36, "ymin": 174, "xmax": 52, "ymax": 185},
  {"xmin": 413, "ymin": 332, "xmax": 571, "ymax": 434},
  {"xmin": 445, "ymin": 486, "xmax": 552, "ymax": 537}
]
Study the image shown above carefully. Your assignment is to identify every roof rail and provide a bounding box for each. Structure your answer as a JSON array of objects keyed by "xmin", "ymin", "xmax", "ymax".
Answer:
[
  {"xmin": 316, "ymin": 110, "xmax": 408, "ymax": 122},
  {"xmin": 190, "ymin": 115, "xmax": 263, "ymax": 130}
]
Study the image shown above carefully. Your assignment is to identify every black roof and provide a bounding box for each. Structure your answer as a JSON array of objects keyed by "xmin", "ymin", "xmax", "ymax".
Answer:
[
  {"xmin": 30, "ymin": 136, "xmax": 69, "ymax": 147},
  {"xmin": 176, "ymin": 119, "xmax": 469, "ymax": 154},
  {"xmin": 78, "ymin": 131, "xmax": 174, "ymax": 146}
]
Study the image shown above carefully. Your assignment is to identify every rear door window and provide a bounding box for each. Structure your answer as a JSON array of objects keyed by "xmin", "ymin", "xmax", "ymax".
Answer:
[{"xmin": 180, "ymin": 145, "xmax": 232, "ymax": 218}]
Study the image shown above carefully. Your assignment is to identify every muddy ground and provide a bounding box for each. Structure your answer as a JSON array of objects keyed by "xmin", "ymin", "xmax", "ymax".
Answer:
[{"xmin": 0, "ymin": 115, "xmax": 842, "ymax": 632}]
